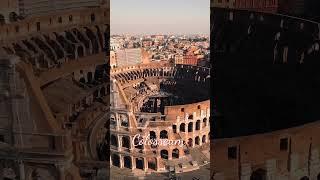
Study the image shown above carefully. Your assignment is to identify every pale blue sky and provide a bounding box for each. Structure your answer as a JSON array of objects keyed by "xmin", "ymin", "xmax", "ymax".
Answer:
[{"xmin": 111, "ymin": 0, "xmax": 210, "ymax": 35}]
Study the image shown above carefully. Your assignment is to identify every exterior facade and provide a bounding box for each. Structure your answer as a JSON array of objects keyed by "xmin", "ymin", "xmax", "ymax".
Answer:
[
  {"xmin": 0, "ymin": 0, "xmax": 110, "ymax": 179},
  {"xmin": 115, "ymin": 48, "xmax": 142, "ymax": 67},
  {"xmin": 211, "ymin": 6, "xmax": 320, "ymax": 180}
]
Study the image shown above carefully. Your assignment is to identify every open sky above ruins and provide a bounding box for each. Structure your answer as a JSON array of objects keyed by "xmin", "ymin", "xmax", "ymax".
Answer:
[{"xmin": 111, "ymin": 0, "xmax": 210, "ymax": 35}]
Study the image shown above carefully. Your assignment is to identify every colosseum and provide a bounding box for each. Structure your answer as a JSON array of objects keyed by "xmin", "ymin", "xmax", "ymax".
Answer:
[
  {"xmin": 109, "ymin": 62, "xmax": 211, "ymax": 177},
  {"xmin": 0, "ymin": 0, "xmax": 110, "ymax": 179},
  {"xmin": 211, "ymin": 5, "xmax": 320, "ymax": 180}
]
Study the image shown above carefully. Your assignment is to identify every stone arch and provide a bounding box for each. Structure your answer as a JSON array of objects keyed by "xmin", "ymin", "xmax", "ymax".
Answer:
[
  {"xmin": 188, "ymin": 138, "xmax": 193, "ymax": 147},
  {"xmin": 110, "ymin": 114, "xmax": 116, "ymax": 126},
  {"xmin": 135, "ymin": 158, "xmax": 144, "ymax": 170},
  {"xmin": 123, "ymin": 156, "xmax": 132, "ymax": 169},
  {"xmin": 150, "ymin": 131, "xmax": 156, "ymax": 139},
  {"xmin": 160, "ymin": 149, "xmax": 168, "ymax": 159},
  {"xmin": 250, "ymin": 168, "xmax": 266, "ymax": 180},
  {"xmin": 122, "ymin": 136, "xmax": 130, "ymax": 148},
  {"xmin": 0, "ymin": 14, "xmax": 5, "ymax": 25},
  {"xmin": 77, "ymin": 46, "xmax": 84, "ymax": 58},
  {"xmin": 195, "ymin": 136, "xmax": 200, "ymax": 145},
  {"xmin": 91, "ymin": 13, "xmax": 96, "ymax": 22},
  {"xmin": 188, "ymin": 122, "xmax": 193, "ymax": 132},
  {"xmin": 29, "ymin": 168, "xmax": 56, "ymax": 180},
  {"xmin": 111, "ymin": 154, "xmax": 120, "ymax": 167},
  {"xmin": 180, "ymin": 123, "xmax": 185, "ymax": 132},
  {"xmin": 87, "ymin": 72, "xmax": 93, "ymax": 83},
  {"xmin": 110, "ymin": 134, "xmax": 118, "ymax": 147},
  {"xmin": 172, "ymin": 148, "xmax": 179, "ymax": 159},
  {"xmin": 172, "ymin": 125, "xmax": 177, "ymax": 133},
  {"xmin": 147, "ymin": 157, "xmax": 157, "ymax": 170},
  {"xmin": 196, "ymin": 120, "xmax": 201, "ymax": 130},
  {"xmin": 203, "ymin": 118, "xmax": 207, "ymax": 128},
  {"xmin": 160, "ymin": 130, "xmax": 168, "ymax": 139},
  {"xmin": 202, "ymin": 135, "xmax": 207, "ymax": 144},
  {"xmin": 120, "ymin": 114, "xmax": 129, "ymax": 127},
  {"xmin": 9, "ymin": 12, "xmax": 18, "ymax": 22},
  {"xmin": 100, "ymin": 86, "xmax": 106, "ymax": 96}
]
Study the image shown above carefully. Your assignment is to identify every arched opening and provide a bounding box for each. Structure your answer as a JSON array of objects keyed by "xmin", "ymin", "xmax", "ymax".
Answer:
[
  {"xmin": 250, "ymin": 168, "xmax": 266, "ymax": 180},
  {"xmin": 202, "ymin": 135, "xmax": 207, "ymax": 144},
  {"xmin": 160, "ymin": 130, "xmax": 168, "ymax": 139},
  {"xmin": 110, "ymin": 134, "xmax": 118, "ymax": 147},
  {"xmin": 317, "ymin": 173, "xmax": 320, "ymax": 180},
  {"xmin": 122, "ymin": 136, "xmax": 130, "ymax": 148},
  {"xmin": 188, "ymin": 114, "xmax": 193, "ymax": 120},
  {"xmin": 300, "ymin": 177, "xmax": 309, "ymax": 180},
  {"xmin": 79, "ymin": 77, "xmax": 86, "ymax": 84},
  {"xmin": 173, "ymin": 125, "xmax": 177, "ymax": 133},
  {"xmin": 203, "ymin": 118, "xmax": 207, "ymax": 128},
  {"xmin": 195, "ymin": 136, "xmax": 200, "ymax": 145},
  {"xmin": 9, "ymin": 12, "xmax": 18, "ymax": 22},
  {"xmin": 188, "ymin": 138, "xmax": 193, "ymax": 147},
  {"xmin": 120, "ymin": 114, "xmax": 128, "ymax": 127},
  {"xmin": 87, "ymin": 72, "xmax": 93, "ymax": 83},
  {"xmin": 148, "ymin": 157, "xmax": 157, "ymax": 170},
  {"xmin": 91, "ymin": 13, "xmax": 96, "ymax": 22},
  {"xmin": 77, "ymin": 46, "xmax": 84, "ymax": 58},
  {"xmin": 188, "ymin": 122, "xmax": 193, "ymax": 132},
  {"xmin": 172, "ymin": 148, "xmax": 179, "ymax": 159},
  {"xmin": 111, "ymin": 154, "xmax": 120, "ymax": 167},
  {"xmin": 136, "ymin": 158, "xmax": 144, "ymax": 170},
  {"xmin": 134, "ymin": 136, "xmax": 143, "ymax": 150},
  {"xmin": 196, "ymin": 120, "xmax": 201, "ymax": 130},
  {"xmin": 123, "ymin": 156, "xmax": 132, "ymax": 169},
  {"xmin": 180, "ymin": 123, "xmax": 185, "ymax": 132},
  {"xmin": 160, "ymin": 149, "xmax": 168, "ymax": 159},
  {"xmin": 100, "ymin": 86, "xmax": 106, "ymax": 96},
  {"xmin": 0, "ymin": 14, "xmax": 5, "ymax": 25},
  {"xmin": 110, "ymin": 114, "xmax": 116, "ymax": 126},
  {"xmin": 150, "ymin": 131, "xmax": 156, "ymax": 139}
]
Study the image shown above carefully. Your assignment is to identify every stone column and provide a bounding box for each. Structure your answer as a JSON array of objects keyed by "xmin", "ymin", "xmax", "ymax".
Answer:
[
  {"xmin": 144, "ymin": 158, "xmax": 148, "ymax": 172},
  {"xmin": 132, "ymin": 157, "xmax": 136, "ymax": 170},
  {"xmin": 118, "ymin": 135, "xmax": 122, "ymax": 151},
  {"xmin": 18, "ymin": 161, "xmax": 25, "ymax": 180},
  {"xmin": 241, "ymin": 163, "xmax": 252, "ymax": 180},
  {"xmin": 168, "ymin": 148, "xmax": 172, "ymax": 160},
  {"xmin": 119, "ymin": 154, "xmax": 124, "ymax": 168},
  {"xmin": 310, "ymin": 149, "xmax": 320, "ymax": 179},
  {"xmin": 266, "ymin": 159, "xmax": 276, "ymax": 180},
  {"xmin": 129, "ymin": 136, "xmax": 134, "ymax": 152},
  {"xmin": 56, "ymin": 165, "xmax": 66, "ymax": 180}
]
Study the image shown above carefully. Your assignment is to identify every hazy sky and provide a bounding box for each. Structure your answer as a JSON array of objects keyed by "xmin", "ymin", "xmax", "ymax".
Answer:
[{"xmin": 111, "ymin": 0, "xmax": 210, "ymax": 35}]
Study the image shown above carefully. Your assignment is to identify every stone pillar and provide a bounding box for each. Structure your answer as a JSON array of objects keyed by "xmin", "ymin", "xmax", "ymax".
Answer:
[
  {"xmin": 132, "ymin": 157, "xmax": 136, "ymax": 170},
  {"xmin": 241, "ymin": 163, "xmax": 252, "ymax": 180},
  {"xmin": 18, "ymin": 161, "xmax": 25, "ymax": 180},
  {"xmin": 56, "ymin": 165, "xmax": 66, "ymax": 180},
  {"xmin": 266, "ymin": 159, "xmax": 277, "ymax": 180},
  {"xmin": 144, "ymin": 158, "xmax": 148, "ymax": 172},
  {"xmin": 176, "ymin": 124, "xmax": 180, "ymax": 133},
  {"xmin": 118, "ymin": 135, "xmax": 122, "ymax": 151},
  {"xmin": 168, "ymin": 149, "xmax": 172, "ymax": 160},
  {"xmin": 310, "ymin": 149, "xmax": 320, "ymax": 180},
  {"xmin": 119, "ymin": 154, "xmax": 124, "ymax": 168},
  {"xmin": 129, "ymin": 136, "xmax": 134, "ymax": 152},
  {"xmin": 290, "ymin": 153, "xmax": 299, "ymax": 176}
]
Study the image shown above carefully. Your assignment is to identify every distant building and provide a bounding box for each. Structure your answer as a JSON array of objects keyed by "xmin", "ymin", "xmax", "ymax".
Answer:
[
  {"xmin": 174, "ymin": 54, "xmax": 184, "ymax": 64},
  {"xmin": 183, "ymin": 52, "xmax": 198, "ymax": 65},
  {"xmin": 116, "ymin": 48, "xmax": 142, "ymax": 67},
  {"xmin": 110, "ymin": 51, "xmax": 117, "ymax": 68}
]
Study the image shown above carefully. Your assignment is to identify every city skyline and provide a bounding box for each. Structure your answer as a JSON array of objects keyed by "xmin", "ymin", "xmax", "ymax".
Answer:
[{"xmin": 111, "ymin": 0, "xmax": 210, "ymax": 35}]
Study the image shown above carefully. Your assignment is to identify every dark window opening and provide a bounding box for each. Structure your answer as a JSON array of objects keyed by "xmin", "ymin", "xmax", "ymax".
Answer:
[
  {"xmin": 280, "ymin": 138, "xmax": 288, "ymax": 151},
  {"xmin": 0, "ymin": 135, "xmax": 4, "ymax": 142},
  {"xmin": 228, "ymin": 146, "xmax": 237, "ymax": 160},
  {"xmin": 69, "ymin": 15, "xmax": 73, "ymax": 22},
  {"xmin": 181, "ymin": 108, "xmax": 184, "ymax": 112},
  {"xmin": 36, "ymin": 22, "xmax": 40, "ymax": 31},
  {"xmin": 58, "ymin": 17, "xmax": 62, "ymax": 23}
]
